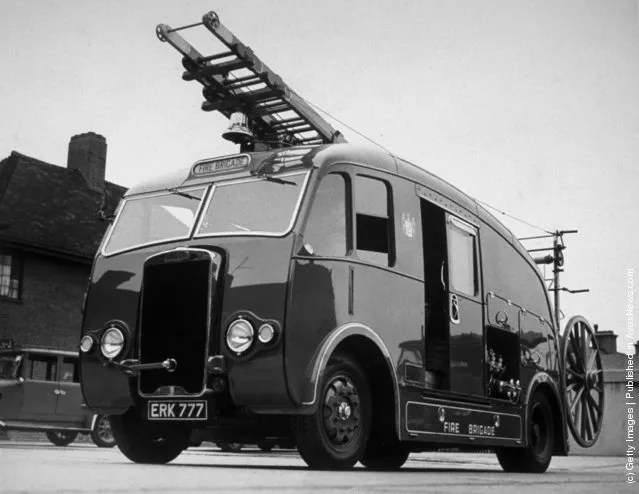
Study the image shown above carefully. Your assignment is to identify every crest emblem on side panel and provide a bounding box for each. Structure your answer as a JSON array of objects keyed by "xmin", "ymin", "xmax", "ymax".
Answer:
[{"xmin": 401, "ymin": 213, "xmax": 416, "ymax": 238}]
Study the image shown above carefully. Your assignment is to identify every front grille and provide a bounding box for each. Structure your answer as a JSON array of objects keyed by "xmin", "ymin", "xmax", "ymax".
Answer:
[{"xmin": 138, "ymin": 249, "xmax": 214, "ymax": 396}]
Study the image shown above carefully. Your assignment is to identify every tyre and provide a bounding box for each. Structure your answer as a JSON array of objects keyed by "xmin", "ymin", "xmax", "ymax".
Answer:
[
  {"xmin": 360, "ymin": 439, "xmax": 410, "ymax": 470},
  {"xmin": 91, "ymin": 415, "xmax": 116, "ymax": 448},
  {"xmin": 45, "ymin": 431, "xmax": 78, "ymax": 446},
  {"xmin": 110, "ymin": 408, "xmax": 190, "ymax": 464},
  {"xmin": 257, "ymin": 441, "xmax": 275, "ymax": 452},
  {"xmin": 218, "ymin": 442, "xmax": 242, "ymax": 453},
  {"xmin": 496, "ymin": 393, "xmax": 554, "ymax": 473},
  {"xmin": 292, "ymin": 354, "xmax": 372, "ymax": 470}
]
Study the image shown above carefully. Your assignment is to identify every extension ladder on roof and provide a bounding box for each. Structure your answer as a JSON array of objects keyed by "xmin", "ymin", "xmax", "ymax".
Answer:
[{"xmin": 156, "ymin": 11, "xmax": 347, "ymax": 149}]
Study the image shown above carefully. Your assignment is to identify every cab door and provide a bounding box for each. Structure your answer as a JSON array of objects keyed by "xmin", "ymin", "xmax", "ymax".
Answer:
[
  {"xmin": 445, "ymin": 215, "xmax": 484, "ymax": 397},
  {"xmin": 20, "ymin": 353, "xmax": 58, "ymax": 420},
  {"xmin": 55, "ymin": 356, "xmax": 86, "ymax": 423}
]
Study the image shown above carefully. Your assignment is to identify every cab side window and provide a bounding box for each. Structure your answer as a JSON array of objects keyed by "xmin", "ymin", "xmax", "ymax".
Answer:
[
  {"xmin": 29, "ymin": 355, "xmax": 58, "ymax": 381},
  {"xmin": 60, "ymin": 357, "xmax": 79, "ymax": 383},
  {"xmin": 355, "ymin": 176, "xmax": 393, "ymax": 266},
  {"xmin": 447, "ymin": 217, "xmax": 478, "ymax": 297},
  {"xmin": 303, "ymin": 173, "xmax": 348, "ymax": 257}
]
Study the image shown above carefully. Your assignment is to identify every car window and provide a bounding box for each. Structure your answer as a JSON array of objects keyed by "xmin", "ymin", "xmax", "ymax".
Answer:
[
  {"xmin": 303, "ymin": 173, "xmax": 348, "ymax": 257},
  {"xmin": 355, "ymin": 175, "xmax": 394, "ymax": 266},
  {"xmin": 28, "ymin": 355, "xmax": 58, "ymax": 381},
  {"xmin": 0, "ymin": 354, "xmax": 21, "ymax": 379},
  {"xmin": 60, "ymin": 357, "xmax": 79, "ymax": 383}
]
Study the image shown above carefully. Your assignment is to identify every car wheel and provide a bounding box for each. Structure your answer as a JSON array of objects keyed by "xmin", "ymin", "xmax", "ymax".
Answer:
[
  {"xmin": 110, "ymin": 408, "xmax": 190, "ymax": 464},
  {"xmin": 218, "ymin": 442, "xmax": 242, "ymax": 453},
  {"xmin": 360, "ymin": 439, "xmax": 410, "ymax": 470},
  {"xmin": 45, "ymin": 431, "xmax": 78, "ymax": 447},
  {"xmin": 91, "ymin": 415, "xmax": 116, "ymax": 448},
  {"xmin": 257, "ymin": 441, "xmax": 275, "ymax": 452},
  {"xmin": 292, "ymin": 353, "xmax": 372, "ymax": 470},
  {"xmin": 496, "ymin": 393, "xmax": 554, "ymax": 473}
]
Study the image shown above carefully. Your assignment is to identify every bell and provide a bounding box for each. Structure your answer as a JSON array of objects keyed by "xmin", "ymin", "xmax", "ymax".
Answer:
[{"xmin": 222, "ymin": 111, "xmax": 254, "ymax": 144}]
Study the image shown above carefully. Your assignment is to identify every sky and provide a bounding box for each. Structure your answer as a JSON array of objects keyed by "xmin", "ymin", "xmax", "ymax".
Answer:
[{"xmin": 1, "ymin": 0, "xmax": 638, "ymax": 353}]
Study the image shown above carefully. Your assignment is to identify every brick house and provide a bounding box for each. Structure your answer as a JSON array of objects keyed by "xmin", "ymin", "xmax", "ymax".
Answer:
[{"xmin": 0, "ymin": 132, "xmax": 126, "ymax": 351}]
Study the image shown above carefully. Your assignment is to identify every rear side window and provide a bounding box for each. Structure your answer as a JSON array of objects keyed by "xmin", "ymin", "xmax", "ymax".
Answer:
[
  {"xmin": 29, "ymin": 355, "xmax": 58, "ymax": 381},
  {"xmin": 447, "ymin": 217, "xmax": 478, "ymax": 297},
  {"xmin": 303, "ymin": 173, "xmax": 348, "ymax": 257},
  {"xmin": 355, "ymin": 176, "xmax": 393, "ymax": 266},
  {"xmin": 60, "ymin": 357, "xmax": 79, "ymax": 383}
]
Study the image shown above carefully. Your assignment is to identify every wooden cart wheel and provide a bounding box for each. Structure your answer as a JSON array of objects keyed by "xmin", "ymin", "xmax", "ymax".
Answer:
[{"xmin": 561, "ymin": 316, "xmax": 604, "ymax": 448}]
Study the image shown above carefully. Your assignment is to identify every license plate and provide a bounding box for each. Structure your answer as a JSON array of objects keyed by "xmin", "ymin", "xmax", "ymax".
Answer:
[{"xmin": 147, "ymin": 400, "xmax": 208, "ymax": 421}]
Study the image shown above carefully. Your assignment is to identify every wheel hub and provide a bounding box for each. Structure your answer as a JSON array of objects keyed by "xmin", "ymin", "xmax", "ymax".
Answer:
[
  {"xmin": 337, "ymin": 401, "xmax": 352, "ymax": 420},
  {"xmin": 322, "ymin": 376, "xmax": 361, "ymax": 448}
]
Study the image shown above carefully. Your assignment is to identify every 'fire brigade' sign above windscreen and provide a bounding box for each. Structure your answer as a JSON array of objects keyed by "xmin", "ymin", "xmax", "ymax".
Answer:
[{"xmin": 190, "ymin": 154, "xmax": 251, "ymax": 178}]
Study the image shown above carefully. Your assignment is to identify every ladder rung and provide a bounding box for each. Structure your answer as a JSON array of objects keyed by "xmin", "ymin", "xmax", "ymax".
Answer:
[
  {"xmin": 253, "ymin": 103, "xmax": 290, "ymax": 116},
  {"xmin": 225, "ymin": 76, "xmax": 261, "ymax": 90},
  {"xmin": 200, "ymin": 51, "xmax": 234, "ymax": 63},
  {"xmin": 198, "ymin": 58, "xmax": 247, "ymax": 77},
  {"xmin": 287, "ymin": 125, "xmax": 313, "ymax": 134},
  {"xmin": 272, "ymin": 117, "xmax": 305, "ymax": 128},
  {"xmin": 279, "ymin": 122, "xmax": 313, "ymax": 132},
  {"xmin": 298, "ymin": 138, "xmax": 324, "ymax": 145},
  {"xmin": 226, "ymin": 79, "xmax": 262, "ymax": 91}
]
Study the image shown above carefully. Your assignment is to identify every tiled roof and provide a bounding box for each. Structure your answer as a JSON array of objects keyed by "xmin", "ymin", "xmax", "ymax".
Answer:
[{"xmin": 0, "ymin": 151, "xmax": 126, "ymax": 261}]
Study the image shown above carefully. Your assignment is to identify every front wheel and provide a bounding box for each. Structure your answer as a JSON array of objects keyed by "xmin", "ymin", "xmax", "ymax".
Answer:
[
  {"xmin": 46, "ymin": 431, "xmax": 78, "ymax": 446},
  {"xmin": 91, "ymin": 415, "xmax": 116, "ymax": 448},
  {"xmin": 360, "ymin": 440, "xmax": 410, "ymax": 470},
  {"xmin": 292, "ymin": 354, "xmax": 372, "ymax": 470},
  {"xmin": 110, "ymin": 408, "xmax": 190, "ymax": 464},
  {"xmin": 496, "ymin": 393, "xmax": 554, "ymax": 473}
]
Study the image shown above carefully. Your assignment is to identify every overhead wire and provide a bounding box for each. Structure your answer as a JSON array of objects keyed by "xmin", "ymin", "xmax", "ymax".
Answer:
[
  {"xmin": 299, "ymin": 96, "xmax": 395, "ymax": 156},
  {"xmin": 474, "ymin": 199, "xmax": 554, "ymax": 235}
]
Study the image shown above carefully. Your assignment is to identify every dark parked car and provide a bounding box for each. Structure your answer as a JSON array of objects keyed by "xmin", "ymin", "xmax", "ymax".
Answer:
[{"xmin": 0, "ymin": 346, "xmax": 114, "ymax": 447}]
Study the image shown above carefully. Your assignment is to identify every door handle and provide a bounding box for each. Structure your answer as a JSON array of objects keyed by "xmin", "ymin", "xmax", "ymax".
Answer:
[
  {"xmin": 59, "ymin": 390, "xmax": 66, "ymax": 396},
  {"xmin": 449, "ymin": 293, "xmax": 460, "ymax": 325},
  {"xmin": 440, "ymin": 261, "xmax": 446, "ymax": 291},
  {"xmin": 53, "ymin": 389, "xmax": 60, "ymax": 395}
]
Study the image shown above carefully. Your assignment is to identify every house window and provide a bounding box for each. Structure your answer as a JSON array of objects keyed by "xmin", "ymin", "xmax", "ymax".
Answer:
[
  {"xmin": 0, "ymin": 254, "xmax": 22, "ymax": 300},
  {"xmin": 355, "ymin": 176, "xmax": 393, "ymax": 266}
]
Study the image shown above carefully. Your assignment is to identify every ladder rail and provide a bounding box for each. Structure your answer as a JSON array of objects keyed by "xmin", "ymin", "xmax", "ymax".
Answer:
[{"xmin": 156, "ymin": 11, "xmax": 346, "ymax": 148}]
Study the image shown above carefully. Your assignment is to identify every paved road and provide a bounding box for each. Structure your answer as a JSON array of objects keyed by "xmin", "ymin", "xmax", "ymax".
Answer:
[{"xmin": 0, "ymin": 442, "xmax": 632, "ymax": 493}]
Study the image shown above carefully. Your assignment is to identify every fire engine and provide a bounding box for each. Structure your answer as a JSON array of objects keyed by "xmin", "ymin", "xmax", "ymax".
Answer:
[{"xmin": 79, "ymin": 11, "xmax": 603, "ymax": 471}]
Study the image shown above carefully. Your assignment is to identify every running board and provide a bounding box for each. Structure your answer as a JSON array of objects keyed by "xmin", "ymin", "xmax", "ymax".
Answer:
[{"xmin": 0, "ymin": 420, "xmax": 93, "ymax": 433}]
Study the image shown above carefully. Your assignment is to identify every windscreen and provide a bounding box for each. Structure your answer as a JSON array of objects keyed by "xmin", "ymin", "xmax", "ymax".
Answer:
[
  {"xmin": 195, "ymin": 172, "xmax": 308, "ymax": 236},
  {"xmin": 103, "ymin": 172, "xmax": 309, "ymax": 255},
  {"xmin": 104, "ymin": 188, "xmax": 206, "ymax": 255}
]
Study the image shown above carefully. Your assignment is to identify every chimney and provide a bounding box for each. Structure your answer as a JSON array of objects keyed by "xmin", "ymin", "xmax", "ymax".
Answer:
[
  {"xmin": 634, "ymin": 340, "xmax": 639, "ymax": 356},
  {"xmin": 67, "ymin": 132, "xmax": 107, "ymax": 191},
  {"xmin": 593, "ymin": 325, "xmax": 617, "ymax": 354}
]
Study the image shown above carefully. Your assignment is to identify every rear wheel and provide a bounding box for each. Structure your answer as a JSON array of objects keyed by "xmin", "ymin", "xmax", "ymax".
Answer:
[
  {"xmin": 45, "ymin": 431, "xmax": 78, "ymax": 446},
  {"xmin": 110, "ymin": 408, "xmax": 190, "ymax": 464},
  {"xmin": 292, "ymin": 354, "xmax": 371, "ymax": 470},
  {"xmin": 91, "ymin": 415, "xmax": 116, "ymax": 448},
  {"xmin": 496, "ymin": 393, "xmax": 554, "ymax": 473}
]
